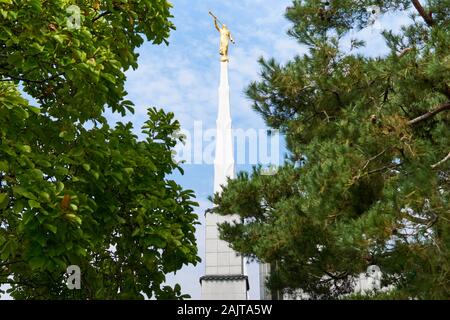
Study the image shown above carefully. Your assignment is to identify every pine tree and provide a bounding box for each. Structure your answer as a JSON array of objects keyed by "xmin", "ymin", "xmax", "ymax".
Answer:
[{"xmin": 210, "ymin": 0, "xmax": 450, "ymax": 299}]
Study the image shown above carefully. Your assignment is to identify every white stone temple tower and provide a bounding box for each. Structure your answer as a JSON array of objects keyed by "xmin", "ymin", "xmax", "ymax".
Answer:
[{"xmin": 199, "ymin": 59, "xmax": 249, "ymax": 300}]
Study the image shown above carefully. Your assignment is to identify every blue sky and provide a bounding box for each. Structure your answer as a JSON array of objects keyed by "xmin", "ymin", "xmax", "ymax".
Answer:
[{"xmin": 2, "ymin": 0, "xmax": 413, "ymax": 300}]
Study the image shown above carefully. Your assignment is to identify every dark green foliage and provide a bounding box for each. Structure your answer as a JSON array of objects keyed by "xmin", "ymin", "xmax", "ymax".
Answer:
[
  {"xmin": 210, "ymin": 0, "xmax": 450, "ymax": 299},
  {"xmin": 1, "ymin": 1, "xmax": 200, "ymax": 299}
]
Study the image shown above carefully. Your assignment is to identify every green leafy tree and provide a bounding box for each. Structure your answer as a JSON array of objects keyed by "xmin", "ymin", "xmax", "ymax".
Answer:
[
  {"xmin": 1, "ymin": 0, "xmax": 200, "ymax": 299},
  {"xmin": 210, "ymin": 0, "xmax": 449, "ymax": 299}
]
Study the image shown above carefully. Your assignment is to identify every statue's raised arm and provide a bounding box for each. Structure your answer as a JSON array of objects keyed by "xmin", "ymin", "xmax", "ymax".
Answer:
[
  {"xmin": 209, "ymin": 11, "xmax": 221, "ymax": 31},
  {"xmin": 213, "ymin": 18, "xmax": 220, "ymax": 32}
]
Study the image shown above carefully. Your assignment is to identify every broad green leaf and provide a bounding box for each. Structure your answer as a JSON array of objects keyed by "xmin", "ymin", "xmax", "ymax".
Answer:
[
  {"xmin": 27, "ymin": 106, "xmax": 40, "ymax": 114},
  {"xmin": 56, "ymin": 182, "xmax": 64, "ymax": 194},
  {"xmin": 28, "ymin": 199, "xmax": 41, "ymax": 208},
  {"xmin": 29, "ymin": 256, "xmax": 46, "ymax": 270},
  {"xmin": 13, "ymin": 186, "xmax": 36, "ymax": 200},
  {"xmin": 0, "ymin": 160, "xmax": 8, "ymax": 171},
  {"xmin": 36, "ymin": 159, "xmax": 51, "ymax": 168},
  {"xmin": 65, "ymin": 214, "xmax": 81, "ymax": 225},
  {"xmin": 0, "ymin": 193, "xmax": 8, "ymax": 209},
  {"xmin": 13, "ymin": 200, "xmax": 25, "ymax": 214},
  {"xmin": 18, "ymin": 145, "xmax": 31, "ymax": 153},
  {"xmin": 29, "ymin": 0, "xmax": 42, "ymax": 12},
  {"xmin": 124, "ymin": 167, "xmax": 134, "ymax": 175},
  {"xmin": 44, "ymin": 224, "xmax": 57, "ymax": 234},
  {"xmin": 39, "ymin": 192, "xmax": 50, "ymax": 202}
]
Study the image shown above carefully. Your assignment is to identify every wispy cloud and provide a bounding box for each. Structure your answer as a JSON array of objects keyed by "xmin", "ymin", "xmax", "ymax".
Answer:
[{"xmin": 120, "ymin": 0, "xmax": 302, "ymax": 134}]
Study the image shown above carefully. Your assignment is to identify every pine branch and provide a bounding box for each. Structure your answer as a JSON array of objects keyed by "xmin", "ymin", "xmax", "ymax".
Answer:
[
  {"xmin": 408, "ymin": 102, "xmax": 450, "ymax": 125},
  {"xmin": 323, "ymin": 270, "xmax": 349, "ymax": 280},
  {"xmin": 431, "ymin": 151, "xmax": 450, "ymax": 169},
  {"xmin": 407, "ymin": 103, "xmax": 450, "ymax": 169},
  {"xmin": 362, "ymin": 147, "xmax": 390, "ymax": 171},
  {"xmin": 398, "ymin": 47, "xmax": 413, "ymax": 58},
  {"xmin": 411, "ymin": 0, "xmax": 434, "ymax": 26},
  {"xmin": 367, "ymin": 162, "xmax": 402, "ymax": 175}
]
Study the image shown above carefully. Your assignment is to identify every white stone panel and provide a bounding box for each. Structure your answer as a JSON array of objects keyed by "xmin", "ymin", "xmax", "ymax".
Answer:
[
  {"xmin": 217, "ymin": 266, "xmax": 231, "ymax": 274},
  {"xmin": 205, "ymin": 239, "xmax": 217, "ymax": 253},
  {"xmin": 206, "ymin": 225, "xmax": 218, "ymax": 239},
  {"xmin": 230, "ymin": 265, "xmax": 243, "ymax": 274},
  {"xmin": 217, "ymin": 239, "xmax": 231, "ymax": 252},
  {"xmin": 218, "ymin": 252, "xmax": 230, "ymax": 266},
  {"xmin": 206, "ymin": 266, "xmax": 218, "ymax": 275},
  {"xmin": 229, "ymin": 252, "xmax": 242, "ymax": 266},
  {"xmin": 201, "ymin": 279, "xmax": 248, "ymax": 300},
  {"xmin": 205, "ymin": 252, "xmax": 218, "ymax": 267},
  {"xmin": 206, "ymin": 213, "xmax": 218, "ymax": 226}
]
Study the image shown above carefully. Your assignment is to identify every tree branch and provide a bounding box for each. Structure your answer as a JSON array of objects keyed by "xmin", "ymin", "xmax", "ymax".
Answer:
[
  {"xmin": 408, "ymin": 102, "xmax": 450, "ymax": 125},
  {"xmin": 398, "ymin": 47, "xmax": 413, "ymax": 58},
  {"xmin": 431, "ymin": 151, "xmax": 450, "ymax": 169},
  {"xmin": 323, "ymin": 270, "xmax": 349, "ymax": 280},
  {"xmin": 368, "ymin": 162, "xmax": 402, "ymax": 175},
  {"xmin": 361, "ymin": 147, "xmax": 390, "ymax": 171},
  {"xmin": 411, "ymin": 0, "xmax": 434, "ymax": 26},
  {"xmin": 407, "ymin": 102, "xmax": 450, "ymax": 169},
  {"xmin": 92, "ymin": 10, "xmax": 112, "ymax": 22},
  {"xmin": 0, "ymin": 260, "xmax": 23, "ymax": 267},
  {"xmin": 443, "ymin": 84, "xmax": 450, "ymax": 100},
  {"xmin": 1, "ymin": 73, "xmax": 62, "ymax": 84}
]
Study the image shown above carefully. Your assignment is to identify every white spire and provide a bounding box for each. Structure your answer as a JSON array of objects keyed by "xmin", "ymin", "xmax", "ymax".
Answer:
[
  {"xmin": 200, "ymin": 60, "xmax": 248, "ymax": 300},
  {"xmin": 214, "ymin": 61, "xmax": 235, "ymax": 193}
]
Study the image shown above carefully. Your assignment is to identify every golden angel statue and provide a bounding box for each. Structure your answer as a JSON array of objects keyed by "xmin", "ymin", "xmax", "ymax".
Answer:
[{"xmin": 209, "ymin": 11, "xmax": 235, "ymax": 62}]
